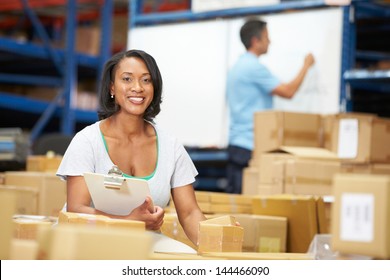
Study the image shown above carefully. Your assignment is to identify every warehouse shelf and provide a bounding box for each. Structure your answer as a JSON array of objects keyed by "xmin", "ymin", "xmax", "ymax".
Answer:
[
  {"xmin": 0, "ymin": 92, "xmax": 97, "ymax": 123},
  {"xmin": 340, "ymin": 0, "xmax": 390, "ymax": 114},
  {"xmin": 0, "ymin": 0, "xmax": 121, "ymax": 145},
  {"xmin": 130, "ymin": 0, "xmax": 333, "ymax": 27}
]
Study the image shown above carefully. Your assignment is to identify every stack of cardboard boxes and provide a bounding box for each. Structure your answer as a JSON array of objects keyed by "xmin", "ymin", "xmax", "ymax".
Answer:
[{"xmin": 241, "ymin": 110, "xmax": 390, "ymax": 258}]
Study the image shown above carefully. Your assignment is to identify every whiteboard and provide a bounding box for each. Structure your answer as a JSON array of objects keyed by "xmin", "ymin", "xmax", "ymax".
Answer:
[
  {"xmin": 129, "ymin": 20, "xmax": 229, "ymax": 147},
  {"xmin": 129, "ymin": 8, "xmax": 343, "ymax": 147}
]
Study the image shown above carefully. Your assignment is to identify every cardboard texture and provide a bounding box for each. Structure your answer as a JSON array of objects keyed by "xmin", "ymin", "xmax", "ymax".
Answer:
[
  {"xmin": 9, "ymin": 239, "xmax": 38, "ymax": 260},
  {"xmin": 13, "ymin": 215, "xmax": 56, "ymax": 240},
  {"xmin": 323, "ymin": 113, "xmax": 390, "ymax": 163},
  {"xmin": 200, "ymin": 252, "xmax": 314, "ymax": 260},
  {"xmin": 317, "ymin": 196, "xmax": 333, "ymax": 234},
  {"xmin": 160, "ymin": 213, "xmax": 196, "ymax": 250},
  {"xmin": 253, "ymin": 110, "xmax": 323, "ymax": 159},
  {"xmin": 198, "ymin": 215, "xmax": 244, "ymax": 253},
  {"xmin": 285, "ymin": 159, "xmax": 342, "ymax": 196},
  {"xmin": 58, "ymin": 211, "xmax": 145, "ymax": 231},
  {"xmin": 4, "ymin": 171, "xmax": 67, "ymax": 217},
  {"xmin": 331, "ymin": 174, "xmax": 390, "ymax": 259},
  {"xmin": 242, "ymin": 167, "xmax": 260, "ymax": 195},
  {"xmin": 257, "ymin": 147, "xmax": 340, "ymax": 196},
  {"xmin": 37, "ymin": 224, "xmax": 152, "ymax": 260},
  {"xmin": 194, "ymin": 191, "xmax": 253, "ymax": 214},
  {"xmin": 252, "ymin": 195, "xmax": 318, "ymax": 253},
  {"xmin": 26, "ymin": 155, "xmax": 63, "ymax": 172},
  {"xmin": 0, "ymin": 189, "xmax": 17, "ymax": 260},
  {"xmin": 0, "ymin": 185, "xmax": 39, "ymax": 215},
  {"xmin": 232, "ymin": 214, "xmax": 287, "ymax": 252}
]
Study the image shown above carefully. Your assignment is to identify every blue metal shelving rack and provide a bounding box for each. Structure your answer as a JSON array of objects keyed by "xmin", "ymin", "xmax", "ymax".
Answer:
[
  {"xmin": 0, "ymin": 0, "xmax": 114, "ymax": 144},
  {"xmin": 341, "ymin": 0, "xmax": 390, "ymax": 113}
]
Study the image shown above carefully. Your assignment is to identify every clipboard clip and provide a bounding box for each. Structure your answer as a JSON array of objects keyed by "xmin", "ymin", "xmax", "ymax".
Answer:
[{"xmin": 104, "ymin": 165, "xmax": 125, "ymax": 189}]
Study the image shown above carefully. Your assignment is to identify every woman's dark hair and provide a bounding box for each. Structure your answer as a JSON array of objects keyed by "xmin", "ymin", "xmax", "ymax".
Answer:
[
  {"xmin": 240, "ymin": 18, "xmax": 267, "ymax": 50},
  {"xmin": 97, "ymin": 49, "xmax": 163, "ymax": 122}
]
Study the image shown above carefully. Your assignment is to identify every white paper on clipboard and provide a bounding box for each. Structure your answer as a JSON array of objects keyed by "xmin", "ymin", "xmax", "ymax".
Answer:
[{"xmin": 83, "ymin": 172, "xmax": 152, "ymax": 216}]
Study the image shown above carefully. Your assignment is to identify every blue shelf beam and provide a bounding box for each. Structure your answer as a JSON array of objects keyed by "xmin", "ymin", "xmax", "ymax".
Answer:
[
  {"xmin": 21, "ymin": 0, "xmax": 63, "ymax": 76},
  {"xmin": 340, "ymin": 5, "xmax": 356, "ymax": 112},
  {"xmin": 0, "ymin": 91, "xmax": 98, "ymax": 123},
  {"xmin": 0, "ymin": 37, "xmax": 99, "ymax": 68},
  {"xmin": 131, "ymin": 0, "xmax": 331, "ymax": 27},
  {"xmin": 0, "ymin": 73, "xmax": 62, "ymax": 87}
]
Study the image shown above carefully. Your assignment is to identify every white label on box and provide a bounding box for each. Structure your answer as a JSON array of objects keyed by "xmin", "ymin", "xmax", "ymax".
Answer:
[
  {"xmin": 340, "ymin": 193, "xmax": 374, "ymax": 242},
  {"xmin": 337, "ymin": 119, "xmax": 358, "ymax": 158}
]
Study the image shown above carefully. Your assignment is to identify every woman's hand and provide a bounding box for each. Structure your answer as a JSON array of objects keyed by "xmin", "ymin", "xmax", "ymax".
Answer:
[{"xmin": 127, "ymin": 196, "xmax": 164, "ymax": 230}]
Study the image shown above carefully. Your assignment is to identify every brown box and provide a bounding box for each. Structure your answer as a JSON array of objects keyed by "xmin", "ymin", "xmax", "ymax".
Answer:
[
  {"xmin": 331, "ymin": 174, "xmax": 390, "ymax": 259},
  {"xmin": 208, "ymin": 192, "xmax": 253, "ymax": 214},
  {"xmin": 323, "ymin": 113, "xmax": 390, "ymax": 163},
  {"xmin": 0, "ymin": 189, "xmax": 17, "ymax": 260},
  {"xmin": 58, "ymin": 211, "xmax": 145, "ymax": 231},
  {"xmin": 253, "ymin": 110, "xmax": 323, "ymax": 159},
  {"xmin": 9, "ymin": 239, "xmax": 39, "ymax": 260},
  {"xmin": 316, "ymin": 196, "xmax": 333, "ymax": 234},
  {"xmin": 200, "ymin": 252, "xmax": 314, "ymax": 260},
  {"xmin": 242, "ymin": 167, "xmax": 259, "ymax": 195},
  {"xmin": 75, "ymin": 25, "xmax": 101, "ymax": 56},
  {"xmin": 160, "ymin": 213, "xmax": 196, "ymax": 250},
  {"xmin": 285, "ymin": 159, "xmax": 342, "ymax": 196},
  {"xmin": 259, "ymin": 147, "xmax": 340, "ymax": 196},
  {"xmin": 252, "ymin": 195, "xmax": 318, "ymax": 253},
  {"xmin": 37, "ymin": 224, "xmax": 152, "ymax": 260},
  {"xmin": 13, "ymin": 215, "xmax": 55, "ymax": 240},
  {"xmin": 4, "ymin": 172, "xmax": 67, "ymax": 217},
  {"xmin": 198, "ymin": 215, "xmax": 244, "ymax": 254},
  {"xmin": 233, "ymin": 214, "xmax": 287, "ymax": 252},
  {"xmin": 26, "ymin": 155, "xmax": 63, "ymax": 172},
  {"xmin": 0, "ymin": 185, "xmax": 39, "ymax": 215}
]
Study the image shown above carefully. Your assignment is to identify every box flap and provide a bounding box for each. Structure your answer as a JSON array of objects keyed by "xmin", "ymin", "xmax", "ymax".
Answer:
[{"xmin": 269, "ymin": 146, "xmax": 339, "ymax": 160}]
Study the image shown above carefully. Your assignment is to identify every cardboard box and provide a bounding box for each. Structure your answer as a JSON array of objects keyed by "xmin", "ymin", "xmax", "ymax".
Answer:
[
  {"xmin": 4, "ymin": 172, "xmax": 67, "ymax": 217},
  {"xmin": 285, "ymin": 159, "xmax": 342, "ymax": 196},
  {"xmin": 233, "ymin": 214, "xmax": 287, "ymax": 252},
  {"xmin": 340, "ymin": 163, "xmax": 390, "ymax": 174},
  {"xmin": 242, "ymin": 167, "xmax": 260, "ymax": 195},
  {"xmin": 0, "ymin": 185, "xmax": 39, "ymax": 215},
  {"xmin": 323, "ymin": 113, "xmax": 390, "ymax": 163},
  {"xmin": 200, "ymin": 252, "xmax": 314, "ymax": 260},
  {"xmin": 194, "ymin": 191, "xmax": 253, "ymax": 214},
  {"xmin": 0, "ymin": 189, "xmax": 17, "ymax": 260},
  {"xmin": 258, "ymin": 147, "xmax": 340, "ymax": 196},
  {"xmin": 253, "ymin": 111, "xmax": 323, "ymax": 159},
  {"xmin": 13, "ymin": 215, "xmax": 56, "ymax": 240},
  {"xmin": 252, "ymin": 195, "xmax": 318, "ymax": 253},
  {"xmin": 331, "ymin": 174, "xmax": 390, "ymax": 259},
  {"xmin": 317, "ymin": 196, "xmax": 333, "ymax": 234},
  {"xmin": 58, "ymin": 212, "xmax": 145, "ymax": 231},
  {"xmin": 75, "ymin": 25, "xmax": 100, "ymax": 56},
  {"xmin": 160, "ymin": 213, "xmax": 196, "ymax": 250},
  {"xmin": 37, "ymin": 224, "xmax": 153, "ymax": 260},
  {"xmin": 208, "ymin": 192, "xmax": 253, "ymax": 214},
  {"xmin": 9, "ymin": 239, "xmax": 38, "ymax": 260},
  {"xmin": 26, "ymin": 155, "xmax": 63, "ymax": 172},
  {"xmin": 198, "ymin": 215, "xmax": 244, "ymax": 253}
]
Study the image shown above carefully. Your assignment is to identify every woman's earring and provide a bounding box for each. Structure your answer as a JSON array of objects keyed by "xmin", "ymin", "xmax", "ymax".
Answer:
[{"xmin": 110, "ymin": 93, "xmax": 114, "ymax": 99}]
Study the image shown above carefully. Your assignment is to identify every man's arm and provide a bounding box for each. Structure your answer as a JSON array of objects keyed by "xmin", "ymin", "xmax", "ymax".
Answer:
[{"xmin": 272, "ymin": 53, "xmax": 315, "ymax": 99}]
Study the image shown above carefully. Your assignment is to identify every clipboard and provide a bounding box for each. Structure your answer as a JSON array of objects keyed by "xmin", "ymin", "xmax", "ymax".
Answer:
[{"xmin": 83, "ymin": 172, "xmax": 152, "ymax": 216}]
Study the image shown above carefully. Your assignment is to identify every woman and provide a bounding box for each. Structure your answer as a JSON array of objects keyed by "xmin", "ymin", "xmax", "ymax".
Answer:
[{"xmin": 57, "ymin": 49, "xmax": 206, "ymax": 246}]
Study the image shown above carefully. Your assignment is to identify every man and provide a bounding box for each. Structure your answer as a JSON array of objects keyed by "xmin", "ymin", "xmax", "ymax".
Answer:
[{"xmin": 226, "ymin": 18, "xmax": 315, "ymax": 194}]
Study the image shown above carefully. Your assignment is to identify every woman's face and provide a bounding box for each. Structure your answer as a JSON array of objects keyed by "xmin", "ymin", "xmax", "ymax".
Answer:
[{"xmin": 110, "ymin": 56, "xmax": 154, "ymax": 118}]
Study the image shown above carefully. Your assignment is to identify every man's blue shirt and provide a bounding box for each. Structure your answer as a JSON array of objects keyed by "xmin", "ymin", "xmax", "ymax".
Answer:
[{"xmin": 227, "ymin": 52, "xmax": 280, "ymax": 150}]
